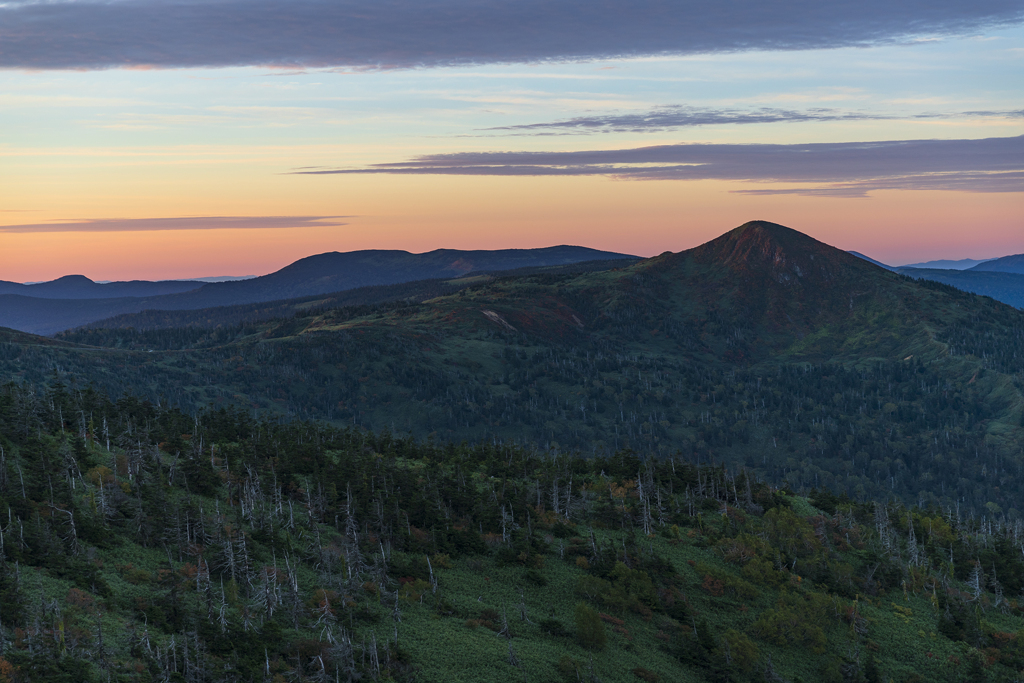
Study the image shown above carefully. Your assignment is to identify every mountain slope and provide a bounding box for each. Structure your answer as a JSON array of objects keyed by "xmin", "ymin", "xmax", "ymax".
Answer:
[
  {"xmin": 896, "ymin": 267, "xmax": 1024, "ymax": 309},
  {"xmin": 970, "ymin": 252, "xmax": 1024, "ymax": 275},
  {"xmin": 0, "ymin": 325, "xmax": 78, "ymax": 347},
  {"xmin": 0, "ymin": 246, "xmax": 638, "ymax": 335},
  {"xmin": 10, "ymin": 221, "xmax": 1024, "ymax": 513},
  {"xmin": 847, "ymin": 251, "xmax": 895, "ymax": 270}
]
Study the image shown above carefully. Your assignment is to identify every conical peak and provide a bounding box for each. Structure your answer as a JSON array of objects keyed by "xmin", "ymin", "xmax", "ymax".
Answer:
[
  {"xmin": 683, "ymin": 221, "xmax": 870, "ymax": 286},
  {"xmin": 699, "ymin": 221, "xmax": 827, "ymax": 263}
]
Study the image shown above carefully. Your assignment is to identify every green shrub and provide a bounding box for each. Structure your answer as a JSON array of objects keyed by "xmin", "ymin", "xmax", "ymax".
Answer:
[
  {"xmin": 524, "ymin": 568, "xmax": 548, "ymax": 586},
  {"xmin": 540, "ymin": 618, "xmax": 571, "ymax": 637},
  {"xmin": 721, "ymin": 629, "xmax": 759, "ymax": 672},
  {"xmin": 574, "ymin": 601, "xmax": 607, "ymax": 651},
  {"xmin": 752, "ymin": 605, "xmax": 827, "ymax": 653}
]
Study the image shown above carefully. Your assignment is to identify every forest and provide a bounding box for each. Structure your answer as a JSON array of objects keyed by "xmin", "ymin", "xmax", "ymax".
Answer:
[{"xmin": 0, "ymin": 378, "xmax": 1023, "ymax": 682}]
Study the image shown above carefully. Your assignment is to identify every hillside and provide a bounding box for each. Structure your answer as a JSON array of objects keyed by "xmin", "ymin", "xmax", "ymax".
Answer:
[
  {"xmin": 0, "ymin": 382, "xmax": 1021, "ymax": 682},
  {"xmin": 847, "ymin": 251, "xmax": 895, "ymax": 271},
  {"xmin": 0, "ymin": 246, "xmax": 637, "ymax": 335},
  {"xmin": 896, "ymin": 268, "xmax": 1024, "ymax": 310},
  {"xmin": 971, "ymin": 253, "xmax": 1024, "ymax": 275},
  {"xmin": 0, "ymin": 222, "xmax": 1011, "ymax": 517}
]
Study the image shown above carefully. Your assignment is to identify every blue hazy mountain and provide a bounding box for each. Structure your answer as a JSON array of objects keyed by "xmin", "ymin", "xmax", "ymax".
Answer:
[
  {"xmin": 0, "ymin": 246, "xmax": 638, "ymax": 334},
  {"xmin": 969, "ymin": 253, "xmax": 1024, "ymax": 275},
  {"xmin": 901, "ymin": 257, "xmax": 993, "ymax": 270}
]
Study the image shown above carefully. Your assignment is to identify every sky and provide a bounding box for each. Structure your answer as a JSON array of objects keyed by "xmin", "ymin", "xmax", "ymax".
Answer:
[{"xmin": 1, "ymin": 0, "xmax": 1022, "ymax": 282}]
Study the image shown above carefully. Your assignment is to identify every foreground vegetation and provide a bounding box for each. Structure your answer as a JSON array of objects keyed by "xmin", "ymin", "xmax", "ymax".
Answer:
[{"xmin": 1, "ymin": 379, "xmax": 1023, "ymax": 682}]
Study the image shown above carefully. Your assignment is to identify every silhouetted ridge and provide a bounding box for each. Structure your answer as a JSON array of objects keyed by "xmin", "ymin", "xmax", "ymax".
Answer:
[{"xmin": 49, "ymin": 274, "xmax": 95, "ymax": 285}]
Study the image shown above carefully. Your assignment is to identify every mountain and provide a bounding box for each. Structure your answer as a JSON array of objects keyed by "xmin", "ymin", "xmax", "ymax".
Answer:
[
  {"xmin": 0, "ymin": 246, "xmax": 638, "ymax": 335},
  {"xmin": 895, "ymin": 267, "xmax": 1024, "ymax": 309},
  {"xmin": 0, "ymin": 274, "xmax": 202, "ymax": 299},
  {"xmin": 847, "ymin": 250, "xmax": 895, "ymax": 270},
  {"xmin": 80, "ymin": 257, "xmax": 638, "ymax": 332},
  {"xmin": 3, "ymin": 222, "xmax": 1024, "ymax": 682},
  {"xmin": 148, "ymin": 245, "xmax": 638, "ymax": 308},
  {"xmin": 969, "ymin": 252, "xmax": 1024, "ymax": 274},
  {"xmin": 901, "ymin": 257, "xmax": 992, "ymax": 270},
  {"xmin": 13, "ymin": 220, "xmax": 1020, "ymax": 518}
]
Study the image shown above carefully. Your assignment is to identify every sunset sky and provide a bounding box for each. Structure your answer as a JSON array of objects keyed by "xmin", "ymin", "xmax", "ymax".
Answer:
[{"xmin": 2, "ymin": 0, "xmax": 1022, "ymax": 282}]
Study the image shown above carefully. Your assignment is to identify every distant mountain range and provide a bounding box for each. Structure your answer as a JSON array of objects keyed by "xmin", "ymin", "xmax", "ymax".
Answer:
[
  {"xmin": 0, "ymin": 274, "xmax": 203, "ymax": 299},
  {"xmin": 0, "ymin": 246, "xmax": 637, "ymax": 334},
  {"xmin": 896, "ymin": 254, "xmax": 1024, "ymax": 275},
  {"xmin": 900, "ymin": 257, "xmax": 992, "ymax": 270},
  {"xmin": 849, "ymin": 250, "xmax": 1024, "ymax": 309},
  {"xmin": 5, "ymin": 242, "xmax": 1022, "ymax": 337}
]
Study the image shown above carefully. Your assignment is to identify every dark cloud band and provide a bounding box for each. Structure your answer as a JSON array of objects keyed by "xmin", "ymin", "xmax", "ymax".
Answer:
[
  {"xmin": 483, "ymin": 107, "xmax": 1024, "ymax": 135},
  {"xmin": 1, "ymin": 0, "xmax": 1021, "ymax": 70},
  {"xmin": 293, "ymin": 135, "xmax": 1024, "ymax": 198},
  {"xmin": 0, "ymin": 216, "xmax": 349, "ymax": 233}
]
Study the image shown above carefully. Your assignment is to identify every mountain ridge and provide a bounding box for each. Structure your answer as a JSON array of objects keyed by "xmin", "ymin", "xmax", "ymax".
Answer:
[
  {"xmin": 0, "ymin": 245, "xmax": 639, "ymax": 335},
  {"xmin": 969, "ymin": 252, "xmax": 1024, "ymax": 275},
  {"xmin": 0, "ymin": 274, "xmax": 203, "ymax": 299}
]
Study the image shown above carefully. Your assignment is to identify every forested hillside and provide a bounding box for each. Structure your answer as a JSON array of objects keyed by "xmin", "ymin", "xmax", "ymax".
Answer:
[
  {"xmin": 0, "ymin": 222, "xmax": 1017, "ymax": 516},
  {"xmin": 1, "ymin": 380, "xmax": 1023, "ymax": 682}
]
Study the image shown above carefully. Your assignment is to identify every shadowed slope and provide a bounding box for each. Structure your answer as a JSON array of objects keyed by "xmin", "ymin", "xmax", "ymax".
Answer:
[{"xmin": 970, "ymin": 253, "xmax": 1024, "ymax": 275}]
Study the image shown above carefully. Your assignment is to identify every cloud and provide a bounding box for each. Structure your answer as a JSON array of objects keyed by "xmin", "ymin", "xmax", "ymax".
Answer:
[
  {"xmin": 292, "ymin": 135, "xmax": 1024, "ymax": 197},
  {"xmin": 482, "ymin": 106, "xmax": 1024, "ymax": 135},
  {"xmin": 485, "ymin": 106, "xmax": 889, "ymax": 134},
  {"xmin": 0, "ymin": 215, "xmax": 349, "ymax": 233},
  {"xmin": 0, "ymin": 0, "xmax": 1021, "ymax": 70}
]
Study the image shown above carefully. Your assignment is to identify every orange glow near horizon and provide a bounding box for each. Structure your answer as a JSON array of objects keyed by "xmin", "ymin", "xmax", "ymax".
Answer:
[{"xmin": 2, "ymin": 171, "xmax": 1022, "ymax": 282}]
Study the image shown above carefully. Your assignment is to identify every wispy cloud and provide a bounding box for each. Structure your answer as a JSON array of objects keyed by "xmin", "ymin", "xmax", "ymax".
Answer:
[
  {"xmin": 0, "ymin": 0, "xmax": 1021, "ymax": 70},
  {"xmin": 0, "ymin": 215, "xmax": 350, "ymax": 233},
  {"xmin": 480, "ymin": 106, "xmax": 1024, "ymax": 135},
  {"xmin": 483, "ymin": 106, "xmax": 889, "ymax": 134},
  {"xmin": 291, "ymin": 135, "xmax": 1024, "ymax": 198}
]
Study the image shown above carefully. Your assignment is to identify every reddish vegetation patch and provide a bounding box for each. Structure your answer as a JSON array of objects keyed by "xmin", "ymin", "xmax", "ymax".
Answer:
[{"xmin": 702, "ymin": 574, "xmax": 725, "ymax": 597}]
